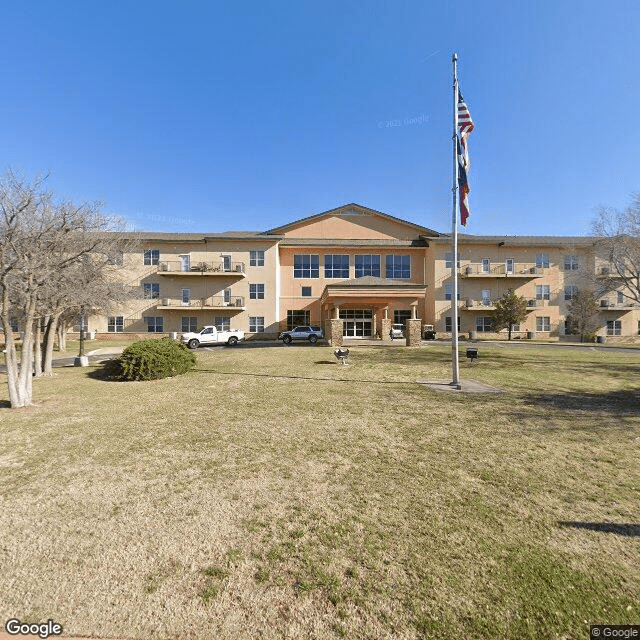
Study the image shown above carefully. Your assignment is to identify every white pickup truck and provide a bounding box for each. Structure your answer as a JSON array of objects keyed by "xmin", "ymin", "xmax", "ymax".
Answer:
[{"xmin": 181, "ymin": 325, "xmax": 244, "ymax": 348}]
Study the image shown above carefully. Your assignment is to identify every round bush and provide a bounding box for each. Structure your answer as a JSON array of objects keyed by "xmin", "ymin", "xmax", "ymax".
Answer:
[{"xmin": 118, "ymin": 337, "xmax": 196, "ymax": 381}]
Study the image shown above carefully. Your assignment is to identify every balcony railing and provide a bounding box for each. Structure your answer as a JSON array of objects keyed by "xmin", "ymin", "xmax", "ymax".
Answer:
[
  {"xmin": 599, "ymin": 299, "xmax": 638, "ymax": 310},
  {"xmin": 462, "ymin": 263, "xmax": 545, "ymax": 277},
  {"xmin": 157, "ymin": 261, "xmax": 246, "ymax": 274},
  {"xmin": 158, "ymin": 296, "xmax": 245, "ymax": 308}
]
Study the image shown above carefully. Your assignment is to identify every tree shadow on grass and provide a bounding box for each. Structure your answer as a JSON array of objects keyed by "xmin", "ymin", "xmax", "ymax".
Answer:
[
  {"xmin": 191, "ymin": 368, "xmax": 415, "ymax": 386},
  {"xmin": 559, "ymin": 521, "xmax": 640, "ymax": 537},
  {"xmin": 521, "ymin": 389, "xmax": 640, "ymax": 416}
]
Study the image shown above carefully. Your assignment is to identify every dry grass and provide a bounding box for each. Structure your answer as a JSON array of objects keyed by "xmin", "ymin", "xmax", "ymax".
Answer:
[{"xmin": 0, "ymin": 343, "xmax": 638, "ymax": 639}]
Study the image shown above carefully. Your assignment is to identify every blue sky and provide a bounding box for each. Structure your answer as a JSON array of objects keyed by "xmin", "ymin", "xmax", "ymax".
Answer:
[{"xmin": 1, "ymin": 1, "xmax": 638, "ymax": 236}]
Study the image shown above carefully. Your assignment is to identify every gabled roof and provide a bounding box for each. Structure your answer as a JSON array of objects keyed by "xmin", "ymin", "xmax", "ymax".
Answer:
[{"xmin": 264, "ymin": 203, "xmax": 443, "ymax": 237}]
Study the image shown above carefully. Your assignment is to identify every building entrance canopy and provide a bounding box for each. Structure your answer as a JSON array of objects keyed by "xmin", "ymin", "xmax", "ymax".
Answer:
[{"xmin": 320, "ymin": 276, "xmax": 426, "ymax": 314}]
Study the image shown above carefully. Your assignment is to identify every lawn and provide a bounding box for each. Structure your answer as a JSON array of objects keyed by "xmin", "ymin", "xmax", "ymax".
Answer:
[{"xmin": 0, "ymin": 343, "xmax": 638, "ymax": 640}]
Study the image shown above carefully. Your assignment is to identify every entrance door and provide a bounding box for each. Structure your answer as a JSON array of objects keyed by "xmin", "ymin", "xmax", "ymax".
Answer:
[
  {"xmin": 339, "ymin": 310, "xmax": 373, "ymax": 338},
  {"xmin": 180, "ymin": 255, "xmax": 190, "ymax": 272}
]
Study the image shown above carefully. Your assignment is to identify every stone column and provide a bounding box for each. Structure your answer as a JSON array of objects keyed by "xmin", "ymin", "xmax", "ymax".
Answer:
[
  {"xmin": 329, "ymin": 318, "xmax": 344, "ymax": 346},
  {"xmin": 406, "ymin": 318, "xmax": 422, "ymax": 347},
  {"xmin": 381, "ymin": 318, "xmax": 393, "ymax": 343}
]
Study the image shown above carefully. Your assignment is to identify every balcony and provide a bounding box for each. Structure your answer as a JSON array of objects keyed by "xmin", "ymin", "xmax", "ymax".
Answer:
[
  {"xmin": 461, "ymin": 263, "xmax": 545, "ymax": 278},
  {"xmin": 598, "ymin": 299, "xmax": 638, "ymax": 311},
  {"xmin": 157, "ymin": 296, "xmax": 246, "ymax": 310},
  {"xmin": 463, "ymin": 298, "xmax": 496, "ymax": 310},
  {"xmin": 156, "ymin": 261, "xmax": 246, "ymax": 276},
  {"xmin": 527, "ymin": 299, "xmax": 551, "ymax": 308}
]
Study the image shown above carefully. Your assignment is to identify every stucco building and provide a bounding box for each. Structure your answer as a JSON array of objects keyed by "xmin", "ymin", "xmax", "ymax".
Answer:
[{"xmin": 88, "ymin": 203, "xmax": 640, "ymax": 342}]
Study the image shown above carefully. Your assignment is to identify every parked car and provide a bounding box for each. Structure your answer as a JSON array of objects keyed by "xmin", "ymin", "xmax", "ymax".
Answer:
[
  {"xmin": 278, "ymin": 325, "xmax": 324, "ymax": 344},
  {"xmin": 181, "ymin": 325, "xmax": 244, "ymax": 348},
  {"xmin": 390, "ymin": 323, "xmax": 405, "ymax": 339},
  {"xmin": 423, "ymin": 324, "xmax": 437, "ymax": 340}
]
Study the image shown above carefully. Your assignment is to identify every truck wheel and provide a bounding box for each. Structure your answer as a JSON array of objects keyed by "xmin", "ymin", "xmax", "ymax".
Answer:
[
  {"xmin": 308, "ymin": 335, "xmax": 318, "ymax": 344},
  {"xmin": 283, "ymin": 335, "xmax": 292, "ymax": 344},
  {"xmin": 188, "ymin": 339, "xmax": 199, "ymax": 349},
  {"xmin": 227, "ymin": 336, "xmax": 238, "ymax": 346}
]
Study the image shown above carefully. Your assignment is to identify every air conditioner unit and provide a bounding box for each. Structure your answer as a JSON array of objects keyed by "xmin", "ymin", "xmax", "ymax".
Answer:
[
  {"xmin": 465, "ymin": 298, "xmax": 474, "ymax": 307},
  {"xmin": 159, "ymin": 262, "xmax": 169, "ymax": 272},
  {"xmin": 161, "ymin": 298, "xmax": 169, "ymax": 306},
  {"xmin": 600, "ymin": 267, "xmax": 610, "ymax": 275},
  {"xmin": 235, "ymin": 298, "xmax": 243, "ymax": 307},
  {"xmin": 527, "ymin": 299, "xmax": 536, "ymax": 307},
  {"xmin": 235, "ymin": 264, "xmax": 243, "ymax": 272},
  {"xmin": 530, "ymin": 267, "xmax": 541, "ymax": 274},
  {"xmin": 600, "ymin": 299, "xmax": 610, "ymax": 307}
]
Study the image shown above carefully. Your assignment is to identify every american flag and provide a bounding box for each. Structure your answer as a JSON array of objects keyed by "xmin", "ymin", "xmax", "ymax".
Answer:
[{"xmin": 457, "ymin": 90, "xmax": 474, "ymax": 225}]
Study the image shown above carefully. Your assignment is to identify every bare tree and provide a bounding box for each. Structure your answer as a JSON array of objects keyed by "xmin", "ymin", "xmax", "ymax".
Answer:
[
  {"xmin": 566, "ymin": 289, "xmax": 600, "ymax": 342},
  {"xmin": 592, "ymin": 194, "xmax": 640, "ymax": 303},
  {"xmin": 0, "ymin": 171, "xmax": 137, "ymax": 407}
]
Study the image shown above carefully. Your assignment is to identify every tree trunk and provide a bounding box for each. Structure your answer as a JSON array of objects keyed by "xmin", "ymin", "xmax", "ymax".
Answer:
[
  {"xmin": 33, "ymin": 318, "xmax": 43, "ymax": 377},
  {"xmin": 57, "ymin": 319, "xmax": 67, "ymax": 352},
  {"xmin": 42, "ymin": 312, "xmax": 62, "ymax": 375},
  {"xmin": 5, "ymin": 294, "xmax": 37, "ymax": 407}
]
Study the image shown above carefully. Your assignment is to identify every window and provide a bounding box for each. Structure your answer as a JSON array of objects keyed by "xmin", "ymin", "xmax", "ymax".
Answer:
[
  {"xmin": 536, "ymin": 253, "xmax": 550, "ymax": 268},
  {"xmin": 214, "ymin": 316, "xmax": 230, "ymax": 331},
  {"xmin": 9, "ymin": 317, "xmax": 20, "ymax": 332},
  {"xmin": 394, "ymin": 310, "xmax": 412, "ymax": 325},
  {"xmin": 617, "ymin": 291, "xmax": 625, "ymax": 304},
  {"xmin": 143, "ymin": 283, "xmax": 160, "ymax": 299},
  {"xmin": 386, "ymin": 255, "xmax": 411, "ymax": 279},
  {"xmin": 482, "ymin": 258, "xmax": 491, "ymax": 273},
  {"xmin": 249, "ymin": 316, "xmax": 265, "ymax": 333},
  {"xmin": 482, "ymin": 289, "xmax": 491, "ymax": 306},
  {"xmin": 144, "ymin": 249, "xmax": 159, "ymax": 266},
  {"xmin": 607, "ymin": 320, "xmax": 621, "ymax": 336},
  {"xmin": 564, "ymin": 285, "xmax": 578, "ymax": 301},
  {"xmin": 536, "ymin": 284, "xmax": 550, "ymax": 300},
  {"xmin": 294, "ymin": 255, "xmax": 319, "ymax": 278},
  {"xmin": 181, "ymin": 316, "xmax": 197, "ymax": 332},
  {"xmin": 444, "ymin": 284, "xmax": 461, "ymax": 300},
  {"xmin": 287, "ymin": 310, "xmax": 311, "ymax": 329},
  {"xmin": 355, "ymin": 255, "xmax": 381, "ymax": 277},
  {"xmin": 564, "ymin": 255, "xmax": 579, "ymax": 270},
  {"xmin": 536, "ymin": 316, "xmax": 551, "ymax": 332},
  {"xmin": 108, "ymin": 316, "xmax": 124, "ymax": 333},
  {"xmin": 144, "ymin": 316, "xmax": 163, "ymax": 332},
  {"xmin": 250, "ymin": 284, "xmax": 265, "ymax": 299},
  {"xmin": 445, "ymin": 252, "xmax": 461, "ymax": 268},
  {"xmin": 505, "ymin": 258, "xmax": 515, "ymax": 274},
  {"xmin": 224, "ymin": 288, "xmax": 231, "ymax": 305},
  {"xmin": 250, "ymin": 250, "xmax": 265, "ymax": 267},
  {"xmin": 301, "ymin": 286, "xmax": 312, "ymax": 297},
  {"xmin": 324, "ymin": 255, "xmax": 349, "ymax": 278},
  {"xmin": 445, "ymin": 316, "xmax": 461, "ymax": 332},
  {"xmin": 476, "ymin": 316, "xmax": 493, "ymax": 332}
]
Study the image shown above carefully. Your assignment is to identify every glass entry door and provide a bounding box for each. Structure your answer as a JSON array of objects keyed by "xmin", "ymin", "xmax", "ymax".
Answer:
[{"xmin": 339, "ymin": 309, "xmax": 373, "ymax": 338}]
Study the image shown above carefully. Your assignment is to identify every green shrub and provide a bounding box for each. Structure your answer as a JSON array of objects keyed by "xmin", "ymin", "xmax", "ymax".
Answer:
[{"xmin": 118, "ymin": 338, "xmax": 196, "ymax": 381}]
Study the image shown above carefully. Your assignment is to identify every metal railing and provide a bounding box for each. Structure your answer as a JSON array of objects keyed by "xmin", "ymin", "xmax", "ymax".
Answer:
[
  {"xmin": 157, "ymin": 261, "xmax": 245, "ymax": 274},
  {"xmin": 462, "ymin": 263, "xmax": 545, "ymax": 276},
  {"xmin": 158, "ymin": 296, "xmax": 245, "ymax": 308}
]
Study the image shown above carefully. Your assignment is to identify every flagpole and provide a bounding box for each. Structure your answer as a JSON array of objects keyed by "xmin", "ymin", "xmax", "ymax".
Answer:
[{"xmin": 451, "ymin": 53, "xmax": 461, "ymax": 389}]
